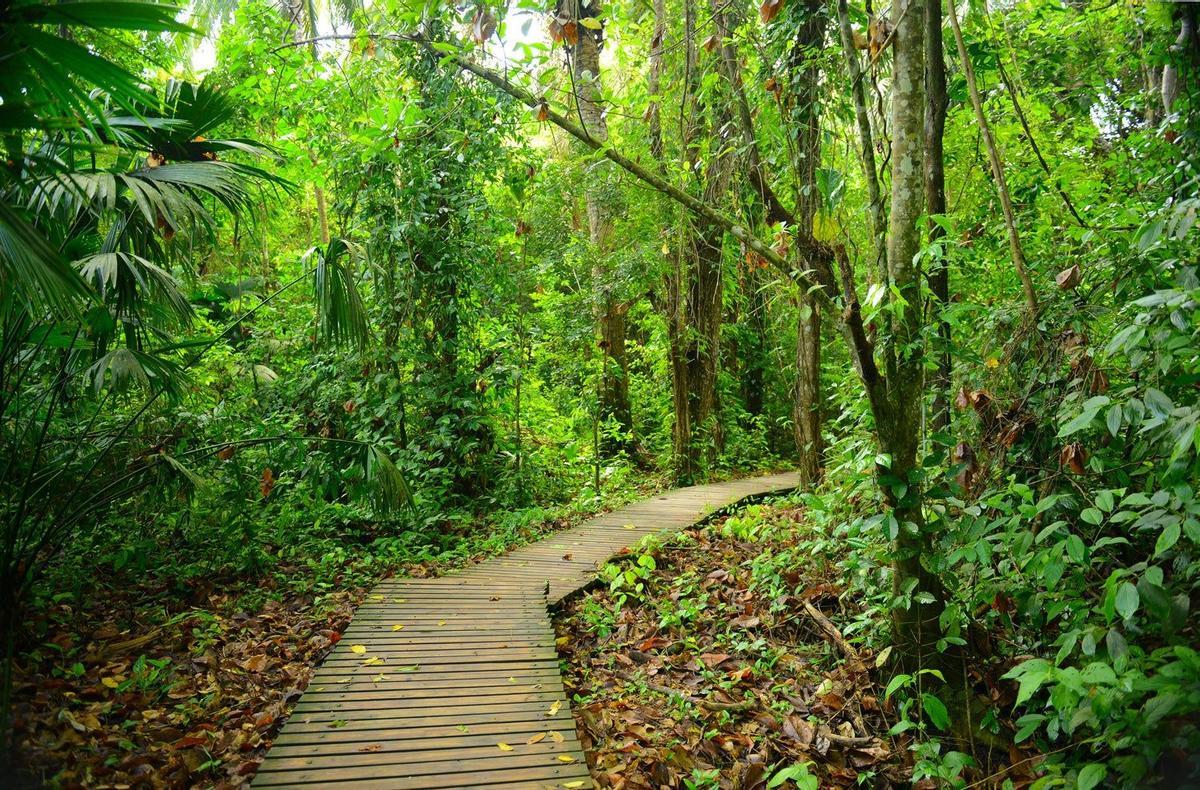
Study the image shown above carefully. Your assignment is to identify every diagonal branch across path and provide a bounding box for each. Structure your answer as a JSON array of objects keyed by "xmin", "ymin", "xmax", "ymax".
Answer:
[{"xmin": 253, "ymin": 472, "xmax": 797, "ymax": 788}]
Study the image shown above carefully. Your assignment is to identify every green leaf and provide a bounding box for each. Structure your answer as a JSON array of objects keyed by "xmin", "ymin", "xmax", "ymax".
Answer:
[
  {"xmin": 921, "ymin": 692, "xmax": 950, "ymax": 731},
  {"xmin": 1080, "ymin": 508, "xmax": 1103, "ymax": 526},
  {"xmin": 1058, "ymin": 407, "xmax": 1099, "ymax": 437},
  {"xmin": 1066, "ymin": 534, "xmax": 1086, "ymax": 564},
  {"xmin": 1115, "ymin": 582, "xmax": 1139, "ymax": 619},
  {"xmin": 1106, "ymin": 404, "xmax": 1123, "ymax": 436},
  {"xmin": 1077, "ymin": 763, "xmax": 1107, "ymax": 790},
  {"xmin": 1155, "ymin": 521, "xmax": 1181, "ymax": 557},
  {"xmin": 884, "ymin": 673, "xmax": 912, "ymax": 700},
  {"xmin": 1002, "ymin": 658, "xmax": 1052, "ymax": 706}
]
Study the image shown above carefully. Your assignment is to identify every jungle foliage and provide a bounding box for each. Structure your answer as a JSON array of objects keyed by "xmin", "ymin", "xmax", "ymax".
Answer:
[{"xmin": 1, "ymin": 0, "xmax": 1198, "ymax": 786}]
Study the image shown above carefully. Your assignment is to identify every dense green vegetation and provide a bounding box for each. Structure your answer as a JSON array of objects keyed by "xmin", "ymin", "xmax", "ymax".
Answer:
[{"xmin": 1, "ymin": 0, "xmax": 1198, "ymax": 785}]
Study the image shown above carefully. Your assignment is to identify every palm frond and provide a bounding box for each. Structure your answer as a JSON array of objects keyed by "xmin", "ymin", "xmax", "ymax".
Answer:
[
  {"xmin": 86, "ymin": 347, "xmax": 187, "ymax": 397},
  {"xmin": 310, "ymin": 238, "xmax": 371, "ymax": 349},
  {"xmin": 366, "ymin": 445, "xmax": 413, "ymax": 515},
  {"xmin": 0, "ymin": 203, "xmax": 91, "ymax": 318},
  {"xmin": 77, "ymin": 251, "xmax": 193, "ymax": 325}
]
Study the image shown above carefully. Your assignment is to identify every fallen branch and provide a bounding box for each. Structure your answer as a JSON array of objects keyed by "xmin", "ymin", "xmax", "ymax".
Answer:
[
  {"xmin": 818, "ymin": 726, "xmax": 874, "ymax": 747},
  {"xmin": 802, "ymin": 600, "xmax": 860, "ymax": 662},
  {"xmin": 614, "ymin": 670, "xmax": 756, "ymax": 713}
]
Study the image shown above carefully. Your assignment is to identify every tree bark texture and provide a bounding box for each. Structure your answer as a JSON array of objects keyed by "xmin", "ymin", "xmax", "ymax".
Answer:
[
  {"xmin": 562, "ymin": 0, "xmax": 633, "ymax": 456},
  {"xmin": 925, "ymin": 0, "xmax": 951, "ymax": 434}
]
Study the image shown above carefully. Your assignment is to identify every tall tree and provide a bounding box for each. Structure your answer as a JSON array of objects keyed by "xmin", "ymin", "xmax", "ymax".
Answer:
[
  {"xmin": 557, "ymin": 0, "xmax": 634, "ymax": 456},
  {"xmin": 925, "ymin": 0, "xmax": 951, "ymax": 432},
  {"xmin": 714, "ymin": 0, "xmax": 828, "ymax": 487}
]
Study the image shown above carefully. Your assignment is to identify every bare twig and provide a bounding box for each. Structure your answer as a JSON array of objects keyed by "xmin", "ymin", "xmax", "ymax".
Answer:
[{"xmin": 802, "ymin": 599, "xmax": 861, "ymax": 661}]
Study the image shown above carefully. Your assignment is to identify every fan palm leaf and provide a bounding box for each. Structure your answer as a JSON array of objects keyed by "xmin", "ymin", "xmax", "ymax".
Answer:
[{"xmin": 310, "ymin": 238, "xmax": 371, "ymax": 349}]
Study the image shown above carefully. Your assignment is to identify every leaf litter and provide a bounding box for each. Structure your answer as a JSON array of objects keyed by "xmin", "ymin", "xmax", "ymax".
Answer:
[{"xmin": 557, "ymin": 516, "xmax": 911, "ymax": 788}]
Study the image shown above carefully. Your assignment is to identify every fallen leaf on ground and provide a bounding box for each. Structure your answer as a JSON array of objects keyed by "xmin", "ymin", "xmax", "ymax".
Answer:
[
  {"xmin": 497, "ymin": 742, "xmax": 513, "ymax": 751},
  {"xmin": 527, "ymin": 732, "xmax": 546, "ymax": 744},
  {"xmin": 350, "ymin": 644, "xmax": 367, "ymax": 654}
]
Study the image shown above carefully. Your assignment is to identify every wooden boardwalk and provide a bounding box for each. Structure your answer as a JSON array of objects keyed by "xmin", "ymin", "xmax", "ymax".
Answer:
[{"xmin": 253, "ymin": 472, "xmax": 797, "ymax": 788}]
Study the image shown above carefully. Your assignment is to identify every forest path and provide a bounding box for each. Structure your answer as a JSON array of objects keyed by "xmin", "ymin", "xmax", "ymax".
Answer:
[{"xmin": 252, "ymin": 472, "xmax": 798, "ymax": 788}]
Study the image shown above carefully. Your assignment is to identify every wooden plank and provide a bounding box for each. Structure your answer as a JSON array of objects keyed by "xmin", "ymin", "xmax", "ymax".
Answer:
[
  {"xmin": 254, "ymin": 472, "xmax": 796, "ymax": 787},
  {"xmin": 266, "ymin": 725, "xmax": 580, "ymax": 749},
  {"xmin": 253, "ymin": 763, "xmax": 593, "ymax": 788}
]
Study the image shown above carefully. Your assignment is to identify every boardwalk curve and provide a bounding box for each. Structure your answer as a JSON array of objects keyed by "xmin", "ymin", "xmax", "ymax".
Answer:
[{"xmin": 254, "ymin": 472, "xmax": 798, "ymax": 788}]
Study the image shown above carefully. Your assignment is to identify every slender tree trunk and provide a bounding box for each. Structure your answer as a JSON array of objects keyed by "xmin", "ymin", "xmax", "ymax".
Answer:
[
  {"xmin": 561, "ymin": 0, "xmax": 632, "ymax": 456},
  {"xmin": 836, "ymin": 0, "xmax": 887, "ymax": 285},
  {"xmin": 314, "ymin": 185, "xmax": 330, "ymax": 244},
  {"xmin": 687, "ymin": 219, "xmax": 725, "ymax": 462},
  {"xmin": 645, "ymin": 0, "xmax": 695, "ymax": 481},
  {"xmin": 793, "ymin": 297, "xmax": 821, "ymax": 484},
  {"xmin": 947, "ymin": 0, "xmax": 1039, "ymax": 316},
  {"xmin": 883, "ymin": 0, "xmax": 954, "ymax": 677},
  {"xmin": 792, "ymin": 2, "xmax": 826, "ymax": 487},
  {"xmin": 925, "ymin": 0, "xmax": 951, "ymax": 434},
  {"xmin": 709, "ymin": 0, "xmax": 826, "ymax": 484},
  {"xmin": 743, "ymin": 265, "xmax": 767, "ymax": 418}
]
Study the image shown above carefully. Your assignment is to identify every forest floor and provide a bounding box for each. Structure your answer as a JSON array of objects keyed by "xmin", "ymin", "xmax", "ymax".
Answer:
[
  {"xmin": 9, "ymin": 486, "xmax": 652, "ymax": 788},
  {"xmin": 556, "ymin": 504, "xmax": 1039, "ymax": 789}
]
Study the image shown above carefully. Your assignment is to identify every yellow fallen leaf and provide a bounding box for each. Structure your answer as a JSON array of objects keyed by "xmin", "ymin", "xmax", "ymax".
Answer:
[
  {"xmin": 438, "ymin": 620, "xmax": 447, "ymax": 626},
  {"xmin": 372, "ymin": 674, "xmax": 387, "ymax": 683},
  {"xmin": 527, "ymin": 732, "xmax": 546, "ymax": 744},
  {"xmin": 350, "ymin": 644, "xmax": 367, "ymax": 654},
  {"xmin": 392, "ymin": 624, "xmax": 404, "ymax": 631},
  {"xmin": 558, "ymin": 754, "xmax": 576, "ymax": 763},
  {"xmin": 393, "ymin": 598, "xmax": 406, "ymax": 603},
  {"xmin": 370, "ymin": 594, "xmax": 384, "ymax": 601},
  {"xmin": 508, "ymin": 676, "xmax": 517, "ymax": 682},
  {"xmin": 547, "ymin": 700, "xmax": 562, "ymax": 716},
  {"xmin": 497, "ymin": 742, "xmax": 513, "ymax": 751},
  {"xmin": 101, "ymin": 677, "xmax": 119, "ymax": 689},
  {"xmin": 563, "ymin": 783, "xmax": 586, "ymax": 789},
  {"xmin": 549, "ymin": 730, "xmax": 565, "ymax": 743},
  {"xmin": 623, "ymin": 524, "xmax": 635, "ymax": 530},
  {"xmin": 363, "ymin": 656, "xmax": 384, "ymax": 666}
]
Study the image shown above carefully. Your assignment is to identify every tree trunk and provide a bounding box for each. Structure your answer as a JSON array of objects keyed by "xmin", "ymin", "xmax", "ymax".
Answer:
[
  {"xmin": 562, "ymin": 0, "xmax": 633, "ymax": 456},
  {"xmin": 784, "ymin": 1, "xmax": 827, "ymax": 486},
  {"xmin": 884, "ymin": 0, "xmax": 951, "ymax": 675},
  {"xmin": 687, "ymin": 218, "xmax": 724, "ymax": 462},
  {"xmin": 925, "ymin": 0, "xmax": 951, "ymax": 434},
  {"xmin": 743, "ymin": 265, "xmax": 767, "ymax": 418},
  {"xmin": 836, "ymin": 0, "xmax": 887, "ymax": 285},
  {"xmin": 947, "ymin": 0, "xmax": 1039, "ymax": 317},
  {"xmin": 793, "ymin": 297, "xmax": 822, "ymax": 486}
]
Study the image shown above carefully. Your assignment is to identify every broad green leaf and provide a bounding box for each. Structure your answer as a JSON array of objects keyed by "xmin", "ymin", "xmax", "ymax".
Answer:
[
  {"xmin": 1155, "ymin": 521, "xmax": 1181, "ymax": 557},
  {"xmin": 1115, "ymin": 582, "xmax": 1139, "ymax": 619},
  {"xmin": 921, "ymin": 692, "xmax": 950, "ymax": 730},
  {"xmin": 1077, "ymin": 763, "xmax": 1107, "ymax": 790}
]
